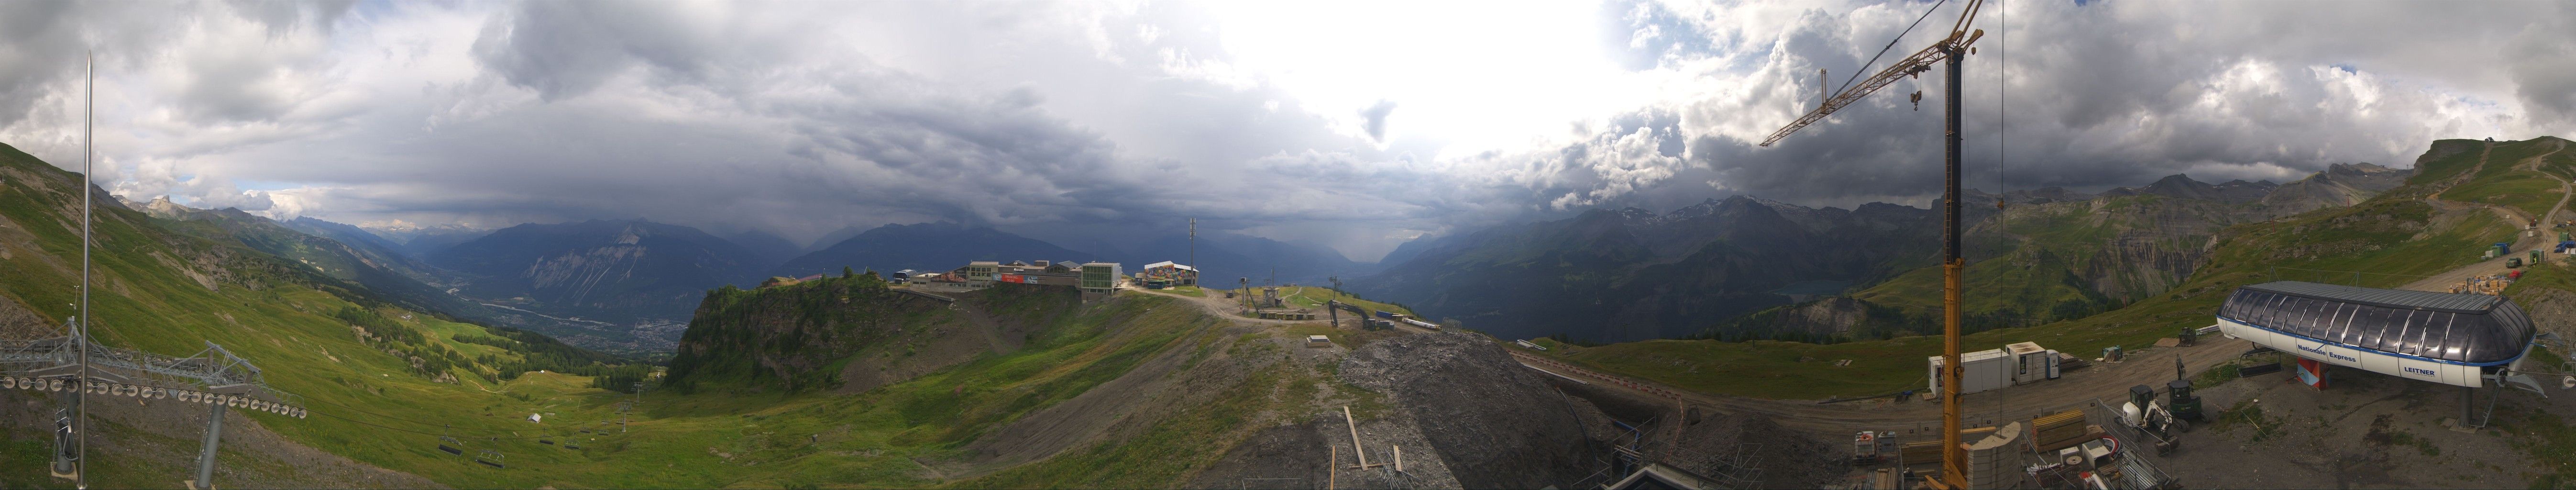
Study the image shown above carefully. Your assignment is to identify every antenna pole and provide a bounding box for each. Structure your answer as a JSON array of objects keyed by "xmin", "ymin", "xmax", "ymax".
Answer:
[
  {"xmin": 1187, "ymin": 218, "xmax": 1195, "ymax": 287},
  {"xmin": 76, "ymin": 49, "xmax": 94, "ymax": 490}
]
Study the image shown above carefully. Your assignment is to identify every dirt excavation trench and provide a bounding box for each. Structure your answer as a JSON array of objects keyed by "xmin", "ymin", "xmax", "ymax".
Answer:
[{"xmin": 1178, "ymin": 331, "xmax": 1845, "ymax": 490}]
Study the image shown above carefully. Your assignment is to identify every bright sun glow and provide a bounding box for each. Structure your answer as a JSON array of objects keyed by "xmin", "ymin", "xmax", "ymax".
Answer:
[{"xmin": 1200, "ymin": 1, "xmax": 1658, "ymax": 158}]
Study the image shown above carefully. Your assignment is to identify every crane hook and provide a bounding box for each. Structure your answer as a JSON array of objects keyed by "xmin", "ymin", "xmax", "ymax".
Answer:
[{"xmin": 1911, "ymin": 91, "xmax": 1924, "ymax": 111}]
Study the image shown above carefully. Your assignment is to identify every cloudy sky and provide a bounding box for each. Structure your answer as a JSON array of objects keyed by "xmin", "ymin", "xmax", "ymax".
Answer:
[{"xmin": 1, "ymin": 0, "xmax": 2570, "ymax": 261}]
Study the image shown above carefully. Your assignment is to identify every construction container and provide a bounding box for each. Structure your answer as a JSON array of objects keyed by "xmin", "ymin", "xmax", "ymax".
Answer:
[
  {"xmin": 2007, "ymin": 342, "xmax": 2056, "ymax": 384},
  {"xmin": 1928, "ymin": 348, "xmax": 2013, "ymax": 396}
]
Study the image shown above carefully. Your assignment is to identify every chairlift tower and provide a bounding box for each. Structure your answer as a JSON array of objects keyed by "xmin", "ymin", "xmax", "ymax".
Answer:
[{"xmin": 0, "ymin": 56, "xmax": 306, "ymax": 490}]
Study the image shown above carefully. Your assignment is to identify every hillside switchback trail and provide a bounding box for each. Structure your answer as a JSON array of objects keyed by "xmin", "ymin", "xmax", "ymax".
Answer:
[{"xmin": 2403, "ymin": 138, "xmax": 2571, "ymax": 291}]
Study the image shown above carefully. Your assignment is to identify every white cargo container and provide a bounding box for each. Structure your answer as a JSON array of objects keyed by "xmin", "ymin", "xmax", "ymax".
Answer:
[
  {"xmin": 2007, "ymin": 342, "xmax": 2058, "ymax": 384},
  {"xmin": 1928, "ymin": 348, "xmax": 2014, "ymax": 396}
]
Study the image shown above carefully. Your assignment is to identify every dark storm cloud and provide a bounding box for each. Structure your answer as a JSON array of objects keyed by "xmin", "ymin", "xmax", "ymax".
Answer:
[
  {"xmin": 0, "ymin": 1, "xmax": 2572, "ymax": 261},
  {"xmin": 471, "ymin": 1, "xmax": 735, "ymax": 101}
]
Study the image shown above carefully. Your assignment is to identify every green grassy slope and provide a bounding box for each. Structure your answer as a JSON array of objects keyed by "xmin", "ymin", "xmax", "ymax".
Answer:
[
  {"xmin": 1851, "ymin": 195, "xmax": 2214, "ymax": 333},
  {"xmin": 0, "ymin": 142, "xmax": 650, "ymax": 489},
  {"xmin": 143, "ymin": 206, "xmax": 511, "ymax": 331},
  {"xmin": 0, "ymin": 139, "xmax": 1290, "ymax": 488},
  {"xmin": 1244, "ymin": 285, "xmax": 1417, "ymax": 317},
  {"xmin": 2443, "ymin": 136, "xmax": 2569, "ymax": 220},
  {"xmin": 1538, "ymin": 138, "xmax": 2526, "ymax": 399},
  {"xmin": 472, "ymin": 291, "xmax": 1229, "ymax": 488}
]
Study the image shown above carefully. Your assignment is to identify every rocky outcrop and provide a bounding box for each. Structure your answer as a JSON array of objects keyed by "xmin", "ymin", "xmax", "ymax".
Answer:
[{"xmin": 663, "ymin": 275, "xmax": 1044, "ymax": 393}]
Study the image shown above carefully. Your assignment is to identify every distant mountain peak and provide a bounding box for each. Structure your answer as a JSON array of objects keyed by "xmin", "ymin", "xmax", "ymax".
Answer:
[{"xmin": 134, "ymin": 195, "xmax": 196, "ymax": 219}]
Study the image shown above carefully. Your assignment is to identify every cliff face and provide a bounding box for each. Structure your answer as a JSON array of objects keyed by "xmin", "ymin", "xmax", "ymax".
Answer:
[{"xmin": 665, "ymin": 275, "xmax": 1069, "ymax": 393}]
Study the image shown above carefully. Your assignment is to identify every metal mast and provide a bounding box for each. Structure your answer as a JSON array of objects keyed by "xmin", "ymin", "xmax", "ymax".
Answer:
[
  {"xmin": 1187, "ymin": 218, "xmax": 1195, "ymax": 287},
  {"xmin": 1937, "ymin": 33, "xmax": 1968, "ymax": 490},
  {"xmin": 1756, "ymin": 2, "xmax": 1983, "ymax": 488},
  {"xmin": 76, "ymin": 49, "xmax": 94, "ymax": 490}
]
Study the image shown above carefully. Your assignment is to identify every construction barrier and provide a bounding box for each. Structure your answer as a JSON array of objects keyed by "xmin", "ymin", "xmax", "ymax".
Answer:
[{"xmin": 1508, "ymin": 351, "xmax": 1688, "ymax": 403}]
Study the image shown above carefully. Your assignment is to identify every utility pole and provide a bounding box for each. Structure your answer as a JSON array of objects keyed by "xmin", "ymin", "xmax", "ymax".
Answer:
[
  {"xmin": 626, "ymin": 381, "xmax": 643, "ymax": 433},
  {"xmin": 1757, "ymin": 2, "xmax": 1984, "ymax": 488},
  {"xmin": 73, "ymin": 50, "xmax": 95, "ymax": 490},
  {"xmin": 1187, "ymin": 218, "xmax": 1196, "ymax": 287}
]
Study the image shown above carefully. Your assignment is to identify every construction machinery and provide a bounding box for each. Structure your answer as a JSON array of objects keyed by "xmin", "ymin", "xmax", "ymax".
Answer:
[
  {"xmin": 2169, "ymin": 358, "xmax": 2203, "ymax": 422},
  {"xmin": 2120, "ymin": 384, "xmax": 2184, "ymax": 455},
  {"xmin": 1759, "ymin": 0, "xmax": 1987, "ymax": 486}
]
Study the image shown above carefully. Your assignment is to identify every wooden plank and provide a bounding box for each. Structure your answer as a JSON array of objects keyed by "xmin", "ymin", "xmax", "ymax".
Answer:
[{"xmin": 1344, "ymin": 406, "xmax": 1369, "ymax": 468}]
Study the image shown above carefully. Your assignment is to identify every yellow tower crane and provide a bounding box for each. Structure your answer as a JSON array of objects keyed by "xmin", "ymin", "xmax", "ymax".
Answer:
[{"xmin": 1759, "ymin": 1, "xmax": 1985, "ymax": 489}]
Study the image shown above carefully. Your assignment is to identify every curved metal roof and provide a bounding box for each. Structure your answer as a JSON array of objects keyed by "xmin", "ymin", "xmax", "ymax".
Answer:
[
  {"xmin": 2241, "ymin": 281, "xmax": 2502, "ymax": 313},
  {"xmin": 2221, "ymin": 281, "xmax": 2534, "ymax": 365}
]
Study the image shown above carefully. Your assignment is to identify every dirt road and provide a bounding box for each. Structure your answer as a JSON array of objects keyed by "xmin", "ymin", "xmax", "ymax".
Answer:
[
  {"xmin": 1517, "ymin": 336, "xmax": 2255, "ymax": 435},
  {"xmin": 1130, "ymin": 287, "xmax": 1315, "ymax": 325},
  {"xmin": 2400, "ymin": 139, "xmax": 2570, "ymax": 292}
]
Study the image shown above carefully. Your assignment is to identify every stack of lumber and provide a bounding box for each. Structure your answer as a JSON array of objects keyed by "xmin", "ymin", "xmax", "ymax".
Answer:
[{"xmin": 2029, "ymin": 409, "xmax": 2098, "ymax": 453}]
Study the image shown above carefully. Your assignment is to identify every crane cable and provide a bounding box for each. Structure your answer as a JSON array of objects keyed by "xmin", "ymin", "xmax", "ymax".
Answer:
[{"xmin": 1835, "ymin": 0, "xmax": 1953, "ymax": 97}]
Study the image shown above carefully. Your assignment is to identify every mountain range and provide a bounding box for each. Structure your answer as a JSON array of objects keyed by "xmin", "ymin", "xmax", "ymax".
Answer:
[
  {"xmin": 1353, "ymin": 162, "xmax": 2415, "ymax": 343},
  {"xmin": 80, "ymin": 158, "xmax": 2411, "ymax": 353},
  {"xmin": 428, "ymin": 219, "xmax": 761, "ymax": 324},
  {"xmin": 260, "ymin": 217, "xmax": 1376, "ymax": 351}
]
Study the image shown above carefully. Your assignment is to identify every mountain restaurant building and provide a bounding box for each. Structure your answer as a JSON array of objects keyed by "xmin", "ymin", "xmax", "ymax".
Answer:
[
  {"xmin": 1080, "ymin": 262, "xmax": 1123, "ymax": 301},
  {"xmin": 1139, "ymin": 261, "xmax": 1198, "ymax": 286}
]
